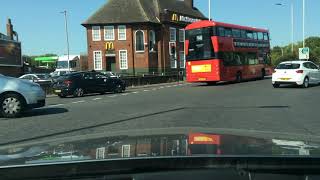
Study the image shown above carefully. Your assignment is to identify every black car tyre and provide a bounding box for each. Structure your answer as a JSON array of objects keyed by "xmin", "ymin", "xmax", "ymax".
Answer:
[
  {"xmin": 73, "ymin": 88, "xmax": 84, "ymax": 97},
  {"xmin": 236, "ymin": 72, "xmax": 242, "ymax": 83},
  {"xmin": 260, "ymin": 69, "xmax": 265, "ymax": 80},
  {"xmin": 302, "ymin": 77, "xmax": 309, "ymax": 88},
  {"xmin": 58, "ymin": 94, "xmax": 66, "ymax": 98},
  {"xmin": 113, "ymin": 84, "xmax": 123, "ymax": 93},
  {"xmin": 0, "ymin": 93, "xmax": 25, "ymax": 118},
  {"xmin": 273, "ymin": 83, "xmax": 280, "ymax": 88}
]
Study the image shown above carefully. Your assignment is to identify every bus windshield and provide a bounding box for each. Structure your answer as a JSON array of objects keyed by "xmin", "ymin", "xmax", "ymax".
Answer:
[{"xmin": 186, "ymin": 27, "xmax": 216, "ymax": 61}]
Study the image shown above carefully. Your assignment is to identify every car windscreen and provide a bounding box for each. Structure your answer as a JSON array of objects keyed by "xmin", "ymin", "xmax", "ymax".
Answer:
[{"xmin": 276, "ymin": 63, "xmax": 300, "ymax": 69}]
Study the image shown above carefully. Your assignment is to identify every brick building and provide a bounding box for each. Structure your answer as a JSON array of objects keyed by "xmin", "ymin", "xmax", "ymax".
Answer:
[
  {"xmin": 82, "ymin": 0, "xmax": 206, "ymax": 75},
  {"xmin": 0, "ymin": 19, "xmax": 22, "ymax": 77}
]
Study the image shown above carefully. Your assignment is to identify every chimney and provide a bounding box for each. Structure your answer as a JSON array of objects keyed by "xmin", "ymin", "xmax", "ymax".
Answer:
[
  {"xmin": 184, "ymin": 0, "xmax": 194, "ymax": 8},
  {"xmin": 6, "ymin": 18, "xmax": 14, "ymax": 40}
]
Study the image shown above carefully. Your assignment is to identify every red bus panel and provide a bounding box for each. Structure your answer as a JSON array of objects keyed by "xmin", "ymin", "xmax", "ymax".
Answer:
[{"xmin": 186, "ymin": 59, "xmax": 221, "ymax": 82}]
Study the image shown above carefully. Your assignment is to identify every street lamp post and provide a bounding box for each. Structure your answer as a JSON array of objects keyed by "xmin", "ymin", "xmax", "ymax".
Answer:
[
  {"xmin": 208, "ymin": 0, "xmax": 211, "ymax": 20},
  {"xmin": 275, "ymin": 2, "xmax": 294, "ymax": 54},
  {"xmin": 61, "ymin": 10, "xmax": 70, "ymax": 71},
  {"xmin": 302, "ymin": 0, "xmax": 305, "ymax": 48}
]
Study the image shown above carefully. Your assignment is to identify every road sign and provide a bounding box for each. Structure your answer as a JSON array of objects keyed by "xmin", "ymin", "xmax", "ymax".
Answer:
[{"xmin": 299, "ymin": 47, "xmax": 310, "ymax": 60}]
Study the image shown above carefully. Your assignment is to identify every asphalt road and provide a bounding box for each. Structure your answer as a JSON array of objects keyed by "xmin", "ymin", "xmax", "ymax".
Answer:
[{"xmin": 1, "ymin": 78, "xmax": 320, "ymax": 146}]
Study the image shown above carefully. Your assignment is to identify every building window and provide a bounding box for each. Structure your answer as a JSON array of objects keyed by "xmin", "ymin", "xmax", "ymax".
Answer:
[
  {"xmin": 149, "ymin": 30, "xmax": 156, "ymax": 52},
  {"xmin": 118, "ymin": 25, "xmax": 126, "ymax": 40},
  {"xmin": 92, "ymin": 26, "xmax": 101, "ymax": 41},
  {"xmin": 96, "ymin": 147, "xmax": 105, "ymax": 159},
  {"xmin": 122, "ymin": 145, "xmax": 131, "ymax": 158},
  {"xmin": 179, "ymin": 29, "xmax": 185, "ymax": 42},
  {"xmin": 169, "ymin": 42, "xmax": 177, "ymax": 69},
  {"xmin": 119, "ymin": 50, "xmax": 128, "ymax": 69},
  {"xmin": 104, "ymin": 26, "xmax": 114, "ymax": 40},
  {"xmin": 170, "ymin": 27, "xmax": 176, "ymax": 42},
  {"xmin": 179, "ymin": 51, "xmax": 185, "ymax": 68},
  {"xmin": 135, "ymin": 30, "xmax": 145, "ymax": 52},
  {"xmin": 93, "ymin": 51, "xmax": 102, "ymax": 70}
]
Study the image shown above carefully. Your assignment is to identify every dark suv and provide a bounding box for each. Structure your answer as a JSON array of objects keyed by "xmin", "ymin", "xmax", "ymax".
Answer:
[{"xmin": 53, "ymin": 72, "xmax": 126, "ymax": 98}]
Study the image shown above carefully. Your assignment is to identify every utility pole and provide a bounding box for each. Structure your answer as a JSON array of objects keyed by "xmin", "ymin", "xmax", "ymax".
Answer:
[{"xmin": 291, "ymin": 1, "xmax": 294, "ymax": 53}]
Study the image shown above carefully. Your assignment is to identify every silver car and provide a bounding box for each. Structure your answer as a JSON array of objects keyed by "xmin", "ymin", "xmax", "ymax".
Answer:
[{"xmin": 0, "ymin": 74, "xmax": 46, "ymax": 118}]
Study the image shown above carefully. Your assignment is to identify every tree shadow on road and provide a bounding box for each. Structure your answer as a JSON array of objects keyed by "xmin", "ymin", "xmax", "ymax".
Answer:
[{"xmin": 23, "ymin": 108, "xmax": 69, "ymax": 117}]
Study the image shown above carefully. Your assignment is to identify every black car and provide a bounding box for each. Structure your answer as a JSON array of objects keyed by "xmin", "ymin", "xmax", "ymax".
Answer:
[{"xmin": 52, "ymin": 72, "xmax": 126, "ymax": 98}]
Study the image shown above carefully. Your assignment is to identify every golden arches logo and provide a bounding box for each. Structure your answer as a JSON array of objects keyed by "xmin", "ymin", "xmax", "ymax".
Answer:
[
  {"xmin": 105, "ymin": 42, "xmax": 114, "ymax": 50},
  {"xmin": 171, "ymin": 14, "xmax": 179, "ymax": 22}
]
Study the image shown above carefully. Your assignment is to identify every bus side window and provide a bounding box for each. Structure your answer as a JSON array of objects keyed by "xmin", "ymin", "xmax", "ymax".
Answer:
[
  {"xmin": 225, "ymin": 28, "xmax": 232, "ymax": 37},
  {"xmin": 218, "ymin": 27, "xmax": 225, "ymax": 37},
  {"xmin": 263, "ymin": 33, "xmax": 269, "ymax": 40},
  {"xmin": 233, "ymin": 53, "xmax": 242, "ymax": 65},
  {"xmin": 240, "ymin": 30, "xmax": 247, "ymax": 39},
  {"xmin": 232, "ymin": 29, "xmax": 241, "ymax": 38},
  {"xmin": 258, "ymin": 32, "xmax": 264, "ymax": 40},
  {"xmin": 253, "ymin": 32, "xmax": 258, "ymax": 40},
  {"xmin": 246, "ymin": 31, "xmax": 253, "ymax": 39}
]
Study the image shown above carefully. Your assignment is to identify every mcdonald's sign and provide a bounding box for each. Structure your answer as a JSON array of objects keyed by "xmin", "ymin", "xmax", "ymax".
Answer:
[
  {"xmin": 105, "ymin": 42, "xmax": 114, "ymax": 50},
  {"xmin": 171, "ymin": 13, "xmax": 179, "ymax": 22}
]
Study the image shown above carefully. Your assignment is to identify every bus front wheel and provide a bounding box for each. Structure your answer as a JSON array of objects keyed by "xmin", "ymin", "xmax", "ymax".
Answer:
[{"xmin": 236, "ymin": 73, "xmax": 242, "ymax": 83}]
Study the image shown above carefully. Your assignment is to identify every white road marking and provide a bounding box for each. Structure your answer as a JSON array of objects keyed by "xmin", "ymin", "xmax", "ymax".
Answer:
[
  {"xmin": 132, "ymin": 92, "xmax": 139, "ymax": 94},
  {"xmin": 93, "ymin": 98, "xmax": 102, "ymax": 101},
  {"xmin": 173, "ymin": 85, "xmax": 178, "ymax": 87},
  {"xmin": 152, "ymin": 88, "xmax": 157, "ymax": 91},
  {"xmin": 48, "ymin": 104, "xmax": 64, "ymax": 107},
  {"xmin": 72, "ymin": 100, "xmax": 85, "ymax": 104},
  {"xmin": 143, "ymin": 90, "xmax": 150, "ymax": 92},
  {"xmin": 109, "ymin": 95, "xmax": 118, "ymax": 98},
  {"xmin": 122, "ymin": 93, "xmax": 129, "ymax": 96},
  {"xmin": 166, "ymin": 86, "xmax": 172, "ymax": 88},
  {"xmin": 159, "ymin": 86, "xmax": 165, "ymax": 89}
]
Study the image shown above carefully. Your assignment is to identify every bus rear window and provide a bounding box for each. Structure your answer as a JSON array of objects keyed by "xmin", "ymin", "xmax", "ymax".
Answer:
[
  {"xmin": 186, "ymin": 27, "xmax": 216, "ymax": 61},
  {"xmin": 276, "ymin": 63, "xmax": 300, "ymax": 69}
]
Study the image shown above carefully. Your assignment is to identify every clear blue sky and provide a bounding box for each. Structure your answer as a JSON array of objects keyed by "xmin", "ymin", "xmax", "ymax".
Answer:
[{"xmin": 0, "ymin": 0, "xmax": 319, "ymax": 56}]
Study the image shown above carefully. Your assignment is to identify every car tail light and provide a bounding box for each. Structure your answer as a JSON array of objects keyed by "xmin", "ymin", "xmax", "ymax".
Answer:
[
  {"xmin": 296, "ymin": 70, "xmax": 304, "ymax": 73},
  {"xmin": 64, "ymin": 80, "xmax": 72, "ymax": 86}
]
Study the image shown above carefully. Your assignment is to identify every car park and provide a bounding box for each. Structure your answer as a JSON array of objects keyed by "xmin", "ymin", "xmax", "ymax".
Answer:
[
  {"xmin": 0, "ymin": 74, "xmax": 46, "ymax": 118},
  {"xmin": 52, "ymin": 72, "xmax": 126, "ymax": 98},
  {"xmin": 272, "ymin": 60, "xmax": 320, "ymax": 88}
]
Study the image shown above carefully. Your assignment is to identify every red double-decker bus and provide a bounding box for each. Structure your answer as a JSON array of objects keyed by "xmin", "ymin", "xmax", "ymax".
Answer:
[{"xmin": 185, "ymin": 20, "xmax": 272, "ymax": 84}]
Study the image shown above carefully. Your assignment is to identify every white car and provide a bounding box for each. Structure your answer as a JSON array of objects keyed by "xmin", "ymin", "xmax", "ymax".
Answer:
[
  {"xmin": 0, "ymin": 74, "xmax": 46, "ymax": 118},
  {"xmin": 19, "ymin": 74, "xmax": 52, "ymax": 83},
  {"xmin": 272, "ymin": 60, "xmax": 320, "ymax": 88}
]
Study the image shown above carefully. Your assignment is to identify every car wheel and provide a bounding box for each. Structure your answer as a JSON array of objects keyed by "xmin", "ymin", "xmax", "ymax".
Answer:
[
  {"xmin": 0, "ymin": 93, "xmax": 25, "ymax": 118},
  {"xmin": 58, "ymin": 94, "xmax": 66, "ymax": 98},
  {"xmin": 113, "ymin": 84, "xmax": 123, "ymax": 93},
  {"xmin": 302, "ymin": 77, "xmax": 309, "ymax": 88},
  {"xmin": 73, "ymin": 88, "xmax": 84, "ymax": 97},
  {"xmin": 260, "ymin": 69, "xmax": 265, "ymax": 80},
  {"xmin": 236, "ymin": 72, "xmax": 242, "ymax": 83},
  {"xmin": 273, "ymin": 83, "xmax": 280, "ymax": 88},
  {"xmin": 207, "ymin": 82, "xmax": 217, "ymax": 86}
]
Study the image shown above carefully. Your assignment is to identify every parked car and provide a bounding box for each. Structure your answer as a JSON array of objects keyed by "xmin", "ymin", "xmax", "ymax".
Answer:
[
  {"xmin": 52, "ymin": 72, "xmax": 126, "ymax": 98},
  {"xmin": 101, "ymin": 71, "xmax": 120, "ymax": 78},
  {"xmin": 19, "ymin": 73, "xmax": 52, "ymax": 83},
  {"xmin": 50, "ymin": 71, "xmax": 75, "ymax": 83},
  {"xmin": 272, "ymin": 60, "xmax": 320, "ymax": 88},
  {"xmin": 0, "ymin": 74, "xmax": 46, "ymax": 118}
]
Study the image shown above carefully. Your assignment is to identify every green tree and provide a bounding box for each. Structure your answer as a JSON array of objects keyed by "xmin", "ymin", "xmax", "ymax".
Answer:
[{"xmin": 271, "ymin": 36, "xmax": 320, "ymax": 65}]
